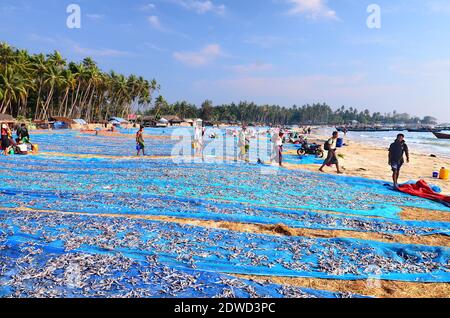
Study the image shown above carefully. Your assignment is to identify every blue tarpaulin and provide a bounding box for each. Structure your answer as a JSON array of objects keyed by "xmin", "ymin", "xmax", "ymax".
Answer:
[{"xmin": 1, "ymin": 130, "xmax": 449, "ymax": 298}]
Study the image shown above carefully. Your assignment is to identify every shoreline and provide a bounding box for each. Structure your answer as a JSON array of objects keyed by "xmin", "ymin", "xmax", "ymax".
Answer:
[{"xmin": 290, "ymin": 133, "xmax": 450, "ymax": 195}]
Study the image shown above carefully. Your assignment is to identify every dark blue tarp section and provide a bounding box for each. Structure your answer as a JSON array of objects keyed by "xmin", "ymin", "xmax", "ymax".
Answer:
[
  {"xmin": 0, "ymin": 210, "xmax": 370, "ymax": 298},
  {"xmin": 1, "ymin": 211, "xmax": 449, "ymax": 285}
]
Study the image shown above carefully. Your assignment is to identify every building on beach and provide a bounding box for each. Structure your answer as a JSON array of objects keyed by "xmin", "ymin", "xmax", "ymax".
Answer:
[
  {"xmin": 160, "ymin": 115, "xmax": 182, "ymax": 126},
  {"xmin": 0, "ymin": 114, "xmax": 16, "ymax": 126}
]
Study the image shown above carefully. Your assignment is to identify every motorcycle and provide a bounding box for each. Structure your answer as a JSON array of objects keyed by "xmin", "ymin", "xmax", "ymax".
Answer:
[{"xmin": 296, "ymin": 142, "xmax": 324, "ymax": 158}]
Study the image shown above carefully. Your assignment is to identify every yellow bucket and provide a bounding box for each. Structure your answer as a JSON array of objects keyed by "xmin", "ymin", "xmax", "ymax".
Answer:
[{"xmin": 439, "ymin": 167, "xmax": 449, "ymax": 180}]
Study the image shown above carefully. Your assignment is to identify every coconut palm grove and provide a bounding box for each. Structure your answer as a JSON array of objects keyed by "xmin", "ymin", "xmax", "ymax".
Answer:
[{"xmin": 0, "ymin": 42, "xmax": 158, "ymax": 122}]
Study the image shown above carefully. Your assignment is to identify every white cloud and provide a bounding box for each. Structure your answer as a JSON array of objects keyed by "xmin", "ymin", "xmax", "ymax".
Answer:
[
  {"xmin": 173, "ymin": 44, "xmax": 222, "ymax": 66},
  {"xmin": 390, "ymin": 58, "xmax": 450, "ymax": 78},
  {"xmin": 0, "ymin": 3, "xmax": 30, "ymax": 14},
  {"xmin": 169, "ymin": 0, "xmax": 226, "ymax": 15},
  {"xmin": 428, "ymin": 1, "xmax": 450, "ymax": 14},
  {"xmin": 148, "ymin": 15, "xmax": 164, "ymax": 30},
  {"xmin": 244, "ymin": 35, "xmax": 304, "ymax": 49},
  {"xmin": 28, "ymin": 33, "xmax": 58, "ymax": 45},
  {"xmin": 72, "ymin": 44, "xmax": 132, "ymax": 57},
  {"xmin": 143, "ymin": 42, "xmax": 168, "ymax": 52},
  {"xmin": 140, "ymin": 3, "xmax": 156, "ymax": 11},
  {"xmin": 229, "ymin": 63, "xmax": 274, "ymax": 73},
  {"xmin": 193, "ymin": 73, "xmax": 398, "ymax": 106},
  {"xmin": 286, "ymin": 0, "xmax": 337, "ymax": 20},
  {"xmin": 146, "ymin": 15, "xmax": 188, "ymax": 37}
]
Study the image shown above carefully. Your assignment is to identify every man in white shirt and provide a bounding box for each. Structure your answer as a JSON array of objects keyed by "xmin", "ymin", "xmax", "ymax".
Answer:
[
  {"xmin": 238, "ymin": 127, "xmax": 249, "ymax": 161},
  {"xmin": 271, "ymin": 131, "xmax": 284, "ymax": 166},
  {"xmin": 194, "ymin": 124, "xmax": 204, "ymax": 155}
]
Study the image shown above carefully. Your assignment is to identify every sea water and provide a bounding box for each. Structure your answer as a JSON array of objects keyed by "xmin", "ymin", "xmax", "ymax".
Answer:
[{"xmin": 319, "ymin": 128, "xmax": 450, "ymax": 158}]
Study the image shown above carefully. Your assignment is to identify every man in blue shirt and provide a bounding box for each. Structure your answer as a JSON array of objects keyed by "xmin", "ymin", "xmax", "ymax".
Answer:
[{"xmin": 389, "ymin": 134, "xmax": 410, "ymax": 189}]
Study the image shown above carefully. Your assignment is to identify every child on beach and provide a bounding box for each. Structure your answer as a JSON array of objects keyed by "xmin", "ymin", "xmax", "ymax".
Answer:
[
  {"xmin": 136, "ymin": 127, "xmax": 145, "ymax": 156},
  {"xmin": 1, "ymin": 123, "xmax": 11, "ymax": 156},
  {"xmin": 319, "ymin": 131, "xmax": 343, "ymax": 174},
  {"xmin": 389, "ymin": 134, "xmax": 410, "ymax": 189}
]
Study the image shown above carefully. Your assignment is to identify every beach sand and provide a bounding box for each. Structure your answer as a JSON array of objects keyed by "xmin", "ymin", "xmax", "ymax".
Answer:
[{"xmin": 285, "ymin": 134, "xmax": 450, "ymax": 195}]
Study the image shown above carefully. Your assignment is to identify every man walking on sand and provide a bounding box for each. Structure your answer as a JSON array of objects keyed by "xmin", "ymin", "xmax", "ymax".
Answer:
[
  {"xmin": 136, "ymin": 127, "xmax": 145, "ymax": 156},
  {"xmin": 389, "ymin": 134, "xmax": 410, "ymax": 189},
  {"xmin": 319, "ymin": 131, "xmax": 343, "ymax": 174}
]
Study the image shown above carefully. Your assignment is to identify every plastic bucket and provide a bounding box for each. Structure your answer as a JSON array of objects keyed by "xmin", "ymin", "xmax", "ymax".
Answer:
[
  {"xmin": 439, "ymin": 168, "xmax": 449, "ymax": 180},
  {"xmin": 31, "ymin": 144, "xmax": 39, "ymax": 154}
]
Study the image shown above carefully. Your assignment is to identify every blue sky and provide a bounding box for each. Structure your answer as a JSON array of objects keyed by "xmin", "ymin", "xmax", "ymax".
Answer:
[{"xmin": 1, "ymin": 0, "xmax": 450, "ymax": 121}]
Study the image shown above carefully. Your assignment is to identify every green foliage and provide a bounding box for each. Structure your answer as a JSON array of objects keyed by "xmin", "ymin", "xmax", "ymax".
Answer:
[
  {"xmin": 0, "ymin": 42, "xmax": 158, "ymax": 121},
  {"xmin": 144, "ymin": 100, "xmax": 435, "ymax": 125}
]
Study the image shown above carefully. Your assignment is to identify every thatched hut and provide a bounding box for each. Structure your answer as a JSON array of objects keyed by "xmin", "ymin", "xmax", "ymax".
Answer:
[
  {"xmin": 160, "ymin": 115, "xmax": 182, "ymax": 126},
  {"xmin": 0, "ymin": 114, "xmax": 16, "ymax": 125}
]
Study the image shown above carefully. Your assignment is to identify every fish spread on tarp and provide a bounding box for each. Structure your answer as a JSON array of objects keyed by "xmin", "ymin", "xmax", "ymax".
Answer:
[{"xmin": 1, "ymin": 130, "xmax": 449, "ymax": 298}]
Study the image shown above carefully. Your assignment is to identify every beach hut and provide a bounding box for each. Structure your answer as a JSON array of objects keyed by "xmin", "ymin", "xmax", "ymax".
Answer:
[
  {"xmin": 73, "ymin": 119, "xmax": 87, "ymax": 126},
  {"xmin": 33, "ymin": 119, "xmax": 51, "ymax": 130},
  {"xmin": 127, "ymin": 114, "xmax": 141, "ymax": 124},
  {"xmin": 71, "ymin": 119, "xmax": 87, "ymax": 129},
  {"xmin": 142, "ymin": 116, "xmax": 157, "ymax": 127},
  {"xmin": 0, "ymin": 114, "xmax": 16, "ymax": 125},
  {"xmin": 160, "ymin": 115, "xmax": 182, "ymax": 126},
  {"xmin": 158, "ymin": 118, "xmax": 169, "ymax": 127},
  {"xmin": 109, "ymin": 117, "xmax": 129, "ymax": 127},
  {"xmin": 182, "ymin": 118, "xmax": 194, "ymax": 127},
  {"xmin": 182, "ymin": 118, "xmax": 203, "ymax": 127}
]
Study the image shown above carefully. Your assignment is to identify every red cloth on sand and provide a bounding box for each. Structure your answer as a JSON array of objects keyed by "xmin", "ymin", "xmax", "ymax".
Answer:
[{"xmin": 398, "ymin": 179, "xmax": 450, "ymax": 206}]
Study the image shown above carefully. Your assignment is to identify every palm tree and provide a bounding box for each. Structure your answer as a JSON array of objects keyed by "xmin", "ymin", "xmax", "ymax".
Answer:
[
  {"xmin": 0, "ymin": 66, "xmax": 27, "ymax": 114},
  {"xmin": 39, "ymin": 66, "xmax": 65, "ymax": 120}
]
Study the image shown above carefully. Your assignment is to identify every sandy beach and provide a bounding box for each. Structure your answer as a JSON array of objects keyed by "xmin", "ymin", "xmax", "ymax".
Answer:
[{"xmin": 285, "ymin": 133, "xmax": 450, "ymax": 195}]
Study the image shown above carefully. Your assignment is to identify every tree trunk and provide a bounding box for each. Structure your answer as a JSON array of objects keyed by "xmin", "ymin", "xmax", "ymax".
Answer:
[
  {"xmin": 40, "ymin": 84, "xmax": 54, "ymax": 120},
  {"xmin": 69, "ymin": 81, "xmax": 82, "ymax": 118},
  {"xmin": 34, "ymin": 78, "xmax": 44, "ymax": 120},
  {"xmin": 60, "ymin": 88, "xmax": 70, "ymax": 116}
]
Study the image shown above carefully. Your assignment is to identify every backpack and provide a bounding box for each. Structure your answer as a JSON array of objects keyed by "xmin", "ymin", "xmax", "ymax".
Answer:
[{"xmin": 324, "ymin": 140, "xmax": 331, "ymax": 151}]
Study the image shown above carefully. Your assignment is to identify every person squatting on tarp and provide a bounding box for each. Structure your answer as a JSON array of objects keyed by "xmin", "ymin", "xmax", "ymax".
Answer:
[
  {"xmin": 16, "ymin": 124, "xmax": 31, "ymax": 144},
  {"xmin": 319, "ymin": 131, "xmax": 343, "ymax": 174},
  {"xmin": 389, "ymin": 133, "xmax": 410, "ymax": 189}
]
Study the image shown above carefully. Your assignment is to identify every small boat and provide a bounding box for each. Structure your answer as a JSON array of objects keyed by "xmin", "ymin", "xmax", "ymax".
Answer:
[
  {"xmin": 433, "ymin": 132, "xmax": 450, "ymax": 139},
  {"xmin": 407, "ymin": 128, "xmax": 442, "ymax": 133},
  {"xmin": 336, "ymin": 126, "xmax": 395, "ymax": 132}
]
